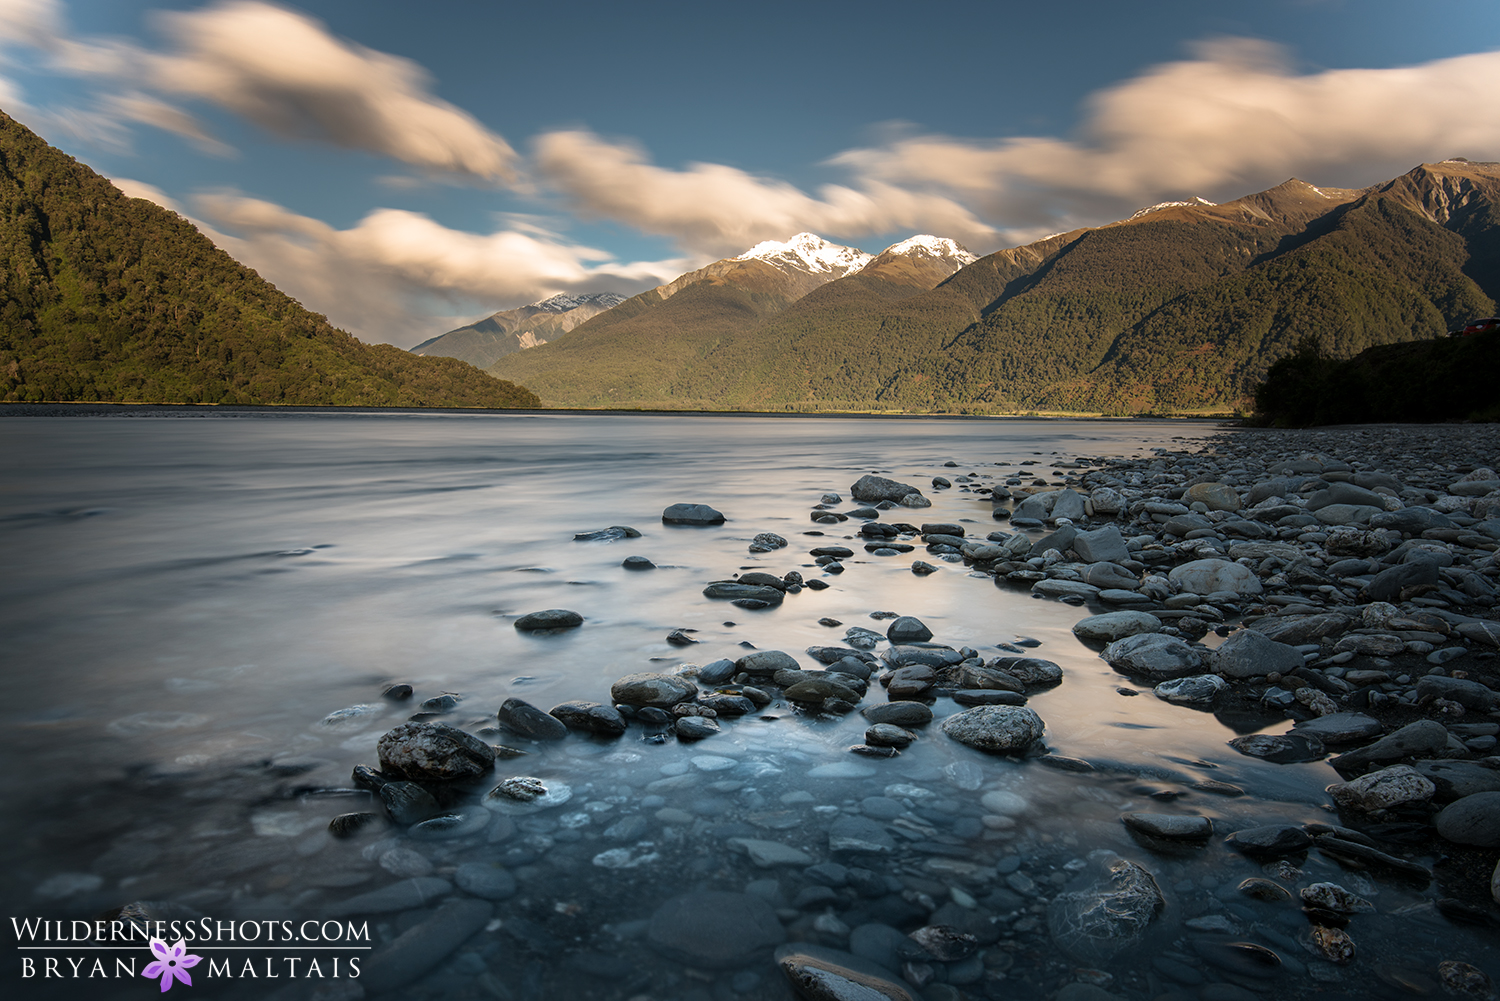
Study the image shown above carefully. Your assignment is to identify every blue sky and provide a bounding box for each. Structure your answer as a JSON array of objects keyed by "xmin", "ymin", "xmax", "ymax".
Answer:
[{"xmin": 4, "ymin": 0, "xmax": 1500, "ymax": 346}]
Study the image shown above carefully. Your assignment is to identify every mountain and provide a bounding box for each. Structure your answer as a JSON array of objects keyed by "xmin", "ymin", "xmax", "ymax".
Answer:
[
  {"xmin": 410, "ymin": 292, "xmax": 626, "ymax": 369},
  {"xmin": 0, "ymin": 110, "xmax": 538, "ymax": 408},
  {"xmin": 489, "ymin": 162, "xmax": 1500, "ymax": 413},
  {"xmin": 487, "ymin": 233, "xmax": 972, "ymax": 406}
]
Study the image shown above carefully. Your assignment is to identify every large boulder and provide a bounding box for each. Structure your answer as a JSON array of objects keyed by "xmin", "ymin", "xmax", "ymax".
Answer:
[
  {"xmin": 1213, "ymin": 629, "xmax": 1303, "ymax": 679},
  {"xmin": 497, "ymin": 698, "xmax": 568, "ymax": 741},
  {"xmin": 648, "ymin": 891, "xmax": 786, "ymax": 969},
  {"xmin": 1184, "ymin": 482, "xmax": 1241, "ymax": 511},
  {"xmin": 662, "ymin": 503, "xmax": 725, "ymax": 525},
  {"xmin": 1329, "ymin": 719, "xmax": 1451, "ymax": 773},
  {"xmin": 940, "ymin": 706, "xmax": 1044, "ymax": 753},
  {"xmin": 1327, "ymin": 764, "xmax": 1436, "ymax": 812},
  {"xmin": 1101, "ymin": 633, "xmax": 1203, "ymax": 679},
  {"xmin": 1168, "ymin": 559, "xmax": 1262, "ymax": 597},
  {"xmin": 1435, "ymin": 792, "xmax": 1500, "ymax": 847},
  {"xmin": 851, "ymin": 474, "xmax": 927, "ymax": 505},
  {"xmin": 377, "ymin": 722, "xmax": 496, "ymax": 782},
  {"xmin": 610, "ymin": 672, "xmax": 698, "ymax": 707},
  {"xmin": 1073, "ymin": 611, "xmax": 1161, "ymax": 643}
]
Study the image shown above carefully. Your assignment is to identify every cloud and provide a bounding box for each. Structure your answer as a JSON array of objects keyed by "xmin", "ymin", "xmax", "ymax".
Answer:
[
  {"xmin": 147, "ymin": 1, "xmax": 516, "ymax": 181},
  {"xmin": 109, "ymin": 176, "xmax": 185, "ymax": 215},
  {"xmin": 102, "ymin": 92, "xmax": 235, "ymax": 156},
  {"xmin": 3, "ymin": 0, "xmax": 515, "ymax": 181},
  {"xmin": 534, "ymin": 129, "xmax": 997, "ymax": 257},
  {"xmin": 832, "ymin": 39, "xmax": 1500, "ymax": 239},
  {"xmin": 184, "ymin": 190, "xmax": 689, "ymax": 346}
]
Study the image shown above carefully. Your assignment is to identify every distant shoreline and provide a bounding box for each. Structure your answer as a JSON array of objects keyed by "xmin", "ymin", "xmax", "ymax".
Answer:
[{"xmin": 0, "ymin": 401, "xmax": 1234, "ymax": 423}]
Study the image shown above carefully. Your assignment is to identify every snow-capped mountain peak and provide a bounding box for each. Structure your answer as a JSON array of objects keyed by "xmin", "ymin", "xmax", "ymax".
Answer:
[
  {"xmin": 878, "ymin": 235, "xmax": 978, "ymax": 266},
  {"xmin": 735, "ymin": 232, "xmax": 872, "ymax": 278},
  {"xmin": 1127, "ymin": 196, "xmax": 1217, "ymax": 221},
  {"xmin": 531, "ymin": 292, "xmax": 627, "ymax": 312}
]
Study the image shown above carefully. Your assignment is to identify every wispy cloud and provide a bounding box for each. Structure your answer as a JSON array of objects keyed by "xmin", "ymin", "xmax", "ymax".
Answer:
[
  {"xmin": 534, "ymin": 129, "xmax": 997, "ymax": 258},
  {"xmin": 147, "ymin": 187, "xmax": 690, "ymax": 346},
  {"xmin": 833, "ymin": 39, "xmax": 1500, "ymax": 240}
]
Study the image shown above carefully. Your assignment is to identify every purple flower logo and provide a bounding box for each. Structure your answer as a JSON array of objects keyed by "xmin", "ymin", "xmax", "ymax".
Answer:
[{"xmin": 142, "ymin": 938, "xmax": 201, "ymax": 992}]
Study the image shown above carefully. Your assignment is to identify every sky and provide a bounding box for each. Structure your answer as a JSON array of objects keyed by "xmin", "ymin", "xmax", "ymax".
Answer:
[{"xmin": 3, "ymin": 0, "xmax": 1500, "ymax": 348}]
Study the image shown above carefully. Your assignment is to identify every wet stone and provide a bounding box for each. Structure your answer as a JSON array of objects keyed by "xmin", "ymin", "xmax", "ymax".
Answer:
[
  {"xmin": 648, "ymin": 890, "xmax": 786, "ymax": 969},
  {"xmin": 776, "ymin": 943, "xmax": 921, "ymax": 1001},
  {"xmin": 675, "ymin": 716, "xmax": 721, "ymax": 741},
  {"xmin": 1227, "ymin": 732, "xmax": 1325, "ymax": 764},
  {"xmin": 379, "ymin": 782, "xmax": 440, "ymax": 825},
  {"xmin": 514, "ymin": 608, "xmax": 583, "ymax": 630},
  {"xmin": 377, "ymin": 721, "xmax": 497, "ymax": 782},
  {"xmin": 497, "ymin": 697, "xmax": 568, "ymax": 741},
  {"xmin": 1121, "ymin": 813, "xmax": 1214, "ymax": 841},
  {"xmin": 610, "ymin": 672, "xmax": 698, "ymax": 707},
  {"xmin": 940, "ymin": 706, "xmax": 1045, "ymax": 754},
  {"xmin": 1224, "ymin": 825, "xmax": 1312, "ymax": 858},
  {"xmin": 548, "ymin": 700, "xmax": 626, "ymax": 736},
  {"xmin": 952, "ymin": 689, "xmax": 1027, "ymax": 707},
  {"xmin": 862, "ymin": 702, "xmax": 933, "ymax": 727},
  {"xmin": 1048, "ymin": 858, "xmax": 1164, "ymax": 962}
]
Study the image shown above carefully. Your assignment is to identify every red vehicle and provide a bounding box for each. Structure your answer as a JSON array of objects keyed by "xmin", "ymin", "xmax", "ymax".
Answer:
[{"xmin": 1450, "ymin": 317, "xmax": 1498, "ymax": 336}]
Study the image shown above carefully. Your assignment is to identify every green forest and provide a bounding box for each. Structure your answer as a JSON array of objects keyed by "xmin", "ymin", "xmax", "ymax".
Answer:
[
  {"xmin": 0, "ymin": 111, "xmax": 538, "ymax": 408},
  {"xmin": 490, "ymin": 167, "xmax": 1500, "ymax": 414}
]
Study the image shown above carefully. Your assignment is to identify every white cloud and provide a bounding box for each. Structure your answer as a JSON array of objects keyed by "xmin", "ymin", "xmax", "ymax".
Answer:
[
  {"xmin": 110, "ymin": 176, "xmax": 185, "ymax": 214},
  {"xmin": 102, "ymin": 92, "xmax": 235, "ymax": 156},
  {"xmin": 533, "ymin": 129, "xmax": 998, "ymax": 257},
  {"xmin": 147, "ymin": 1, "xmax": 516, "ymax": 181},
  {"xmin": 832, "ymin": 39, "xmax": 1500, "ymax": 240},
  {"xmin": 186, "ymin": 191, "xmax": 689, "ymax": 346}
]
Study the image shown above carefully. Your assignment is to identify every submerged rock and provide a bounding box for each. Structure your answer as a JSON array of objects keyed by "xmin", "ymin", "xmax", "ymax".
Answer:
[
  {"xmin": 1048, "ymin": 858, "xmax": 1164, "ymax": 962},
  {"xmin": 514, "ymin": 608, "xmax": 583, "ymax": 630},
  {"xmin": 611, "ymin": 672, "xmax": 698, "ymax": 707},
  {"xmin": 648, "ymin": 891, "xmax": 786, "ymax": 969},
  {"xmin": 1101, "ymin": 633, "xmax": 1203, "ymax": 679},
  {"xmin": 662, "ymin": 503, "xmax": 725, "ymax": 525},
  {"xmin": 497, "ymin": 697, "xmax": 568, "ymax": 741},
  {"xmin": 776, "ymin": 943, "xmax": 921, "ymax": 1001}
]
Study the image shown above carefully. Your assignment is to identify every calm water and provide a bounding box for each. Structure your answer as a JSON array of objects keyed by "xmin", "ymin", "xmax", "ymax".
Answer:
[{"xmin": 0, "ymin": 412, "xmax": 1491, "ymax": 1000}]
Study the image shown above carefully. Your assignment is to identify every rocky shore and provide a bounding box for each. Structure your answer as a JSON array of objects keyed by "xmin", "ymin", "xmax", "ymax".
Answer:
[{"xmin": 101, "ymin": 424, "xmax": 1500, "ymax": 1001}]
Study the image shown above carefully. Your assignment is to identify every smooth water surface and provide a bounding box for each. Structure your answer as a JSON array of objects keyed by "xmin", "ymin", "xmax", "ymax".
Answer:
[{"xmin": 0, "ymin": 413, "xmax": 1488, "ymax": 1001}]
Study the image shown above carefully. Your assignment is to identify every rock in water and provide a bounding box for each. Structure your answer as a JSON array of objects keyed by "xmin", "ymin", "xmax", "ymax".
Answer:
[
  {"xmin": 376, "ymin": 721, "xmax": 496, "ymax": 782},
  {"xmin": 1327, "ymin": 765, "xmax": 1436, "ymax": 812},
  {"xmin": 850, "ymin": 474, "xmax": 926, "ymax": 504},
  {"xmin": 886, "ymin": 616, "xmax": 933, "ymax": 643},
  {"xmin": 497, "ymin": 697, "xmax": 568, "ymax": 740},
  {"xmin": 750, "ymin": 532, "xmax": 788, "ymax": 553},
  {"xmin": 775, "ymin": 943, "xmax": 922, "ymax": 1001},
  {"xmin": 1073, "ymin": 611, "xmax": 1162, "ymax": 642},
  {"xmin": 360, "ymin": 898, "xmax": 492, "ymax": 994},
  {"xmin": 514, "ymin": 608, "xmax": 583, "ymax": 631},
  {"xmin": 548, "ymin": 700, "xmax": 627, "ymax": 736},
  {"xmin": 940, "ymin": 706, "xmax": 1045, "ymax": 753},
  {"xmin": 1101, "ymin": 633, "xmax": 1203, "ymax": 679},
  {"xmin": 1435, "ymin": 792, "xmax": 1500, "ymax": 847},
  {"xmin": 662, "ymin": 503, "xmax": 725, "ymax": 525},
  {"xmin": 648, "ymin": 891, "xmax": 786, "ymax": 969},
  {"xmin": 610, "ymin": 672, "xmax": 698, "ymax": 707},
  {"xmin": 1048, "ymin": 858, "xmax": 1164, "ymax": 962}
]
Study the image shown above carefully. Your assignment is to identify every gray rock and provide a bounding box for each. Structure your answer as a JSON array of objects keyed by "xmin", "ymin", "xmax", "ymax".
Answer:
[
  {"xmin": 1250, "ymin": 613, "xmax": 1351, "ymax": 645},
  {"xmin": 379, "ymin": 782, "xmax": 440, "ymax": 825},
  {"xmin": 514, "ymin": 608, "xmax": 583, "ymax": 630},
  {"xmin": 1327, "ymin": 764, "xmax": 1436, "ymax": 812},
  {"xmin": 829, "ymin": 815, "xmax": 896, "ymax": 854},
  {"xmin": 1122, "ymin": 813, "xmax": 1213, "ymax": 840},
  {"xmin": 1048, "ymin": 858, "xmax": 1164, "ymax": 962},
  {"xmin": 454, "ymin": 862, "xmax": 516, "ymax": 900},
  {"xmin": 750, "ymin": 532, "xmax": 789, "ymax": 552},
  {"xmin": 675, "ymin": 716, "xmax": 721, "ymax": 740},
  {"xmin": 497, "ymin": 697, "xmax": 569, "ymax": 741},
  {"xmin": 649, "ymin": 891, "xmax": 787, "ymax": 968},
  {"xmin": 574, "ymin": 525, "xmax": 642, "ymax": 541},
  {"xmin": 1153, "ymin": 674, "xmax": 1227, "ymax": 704},
  {"xmin": 737, "ymin": 650, "xmax": 801, "ymax": 675},
  {"xmin": 865, "ymin": 723, "xmax": 916, "ymax": 747},
  {"xmin": 703, "ymin": 582, "xmax": 785, "ymax": 605},
  {"xmin": 1227, "ymin": 732, "xmax": 1325, "ymax": 763},
  {"xmin": 663, "ymin": 503, "xmax": 725, "ymax": 525},
  {"xmin": 851, "ymin": 475, "xmax": 926, "ymax": 505},
  {"xmin": 1292, "ymin": 713, "xmax": 1383, "ymax": 744},
  {"xmin": 953, "ymin": 689, "xmax": 1026, "ymax": 706},
  {"xmin": 1083, "ymin": 562, "xmax": 1139, "ymax": 589},
  {"xmin": 1309, "ymin": 482, "xmax": 1387, "ymax": 511},
  {"xmin": 992, "ymin": 657, "xmax": 1064, "ymax": 686},
  {"xmin": 1416, "ymin": 675, "xmax": 1500, "ymax": 711},
  {"xmin": 1223, "ymin": 825, "xmax": 1312, "ymax": 857},
  {"xmin": 1184, "ymin": 482, "xmax": 1241, "ymax": 511},
  {"xmin": 360, "ymin": 898, "xmax": 492, "ymax": 993},
  {"xmin": 731, "ymin": 839, "xmax": 815, "ymax": 867},
  {"xmin": 1073, "ymin": 611, "xmax": 1162, "ymax": 643},
  {"xmin": 377, "ymin": 721, "xmax": 496, "ymax": 782},
  {"xmin": 1314, "ymin": 503, "xmax": 1384, "ymax": 526},
  {"xmin": 326, "ymin": 877, "xmax": 454, "ymax": 917},
  {"xmin": 939, "ymin": 706, "xmax": 1045, "ymax": 754},
  {"xmin": 1369, "ymin": 507, "xmax": 1456, "ymax": 533},
  {"xmin": 1361, "ymin": 558, "xmax": 1441, "ymax": 603},
  {"xmin": 1051, "ymin": 489, "xmax": 1086, "ymax": 521},
  {"xmin": 1169, "ymin": 559, "xmax": 1262, "ymax": 596},
  {"xmin": 549, "ymin": 700, "xmax": 627, "ymax": 736},
  {"xmin": 622, "ymin": 555, "xmax": 656, "ymax": 570},
  {"xmin": 1329, "ymin": 719, "xmax": 1451, "ymax": 772},
  {"xmin": 611, "ymin": 672, "xmax": 698, "ymax": 707},
  {"xmin": 886, "ymin": 616, "xmax": 933, "ymax": 644},
  {"xmin": 1458, "ymin": 620, "xmax": 1500, "ymax": 647},
  {"xmin": 861, "ymin": 702, "xmax": 933, "ymax": 726},
  {"xmin": 1213, "ymin": 629, "xmax": 1304, "ymax": 679},
  {"xmin": 699, "ymin": 659, "xmax": 736, "ymax": 684},
  {"xmin": 1493, "ymin": 858, "xmax": 1500, "ymax": 905},
  {"xmin": 1435, "ymin": 792, "xmax": 1500, "ymax": 847},
  {"xmin": 1028, "ymin": 524, "xmax": 1077, "ymax": 558},
  {"xmin": 1413, "ymin": 760, "xmax": 1500, "ymax": 800},
  {"xmin": 1090, "ymin": 486, "xmax": 1125, "ymax": 515},
  {"xmin": 776, "ymin": 943, "xmax": 921, "ymax": 1001},
  {"xmin": 1101, "ymin": 633, "xmax": 1204, "ymax": 679}
]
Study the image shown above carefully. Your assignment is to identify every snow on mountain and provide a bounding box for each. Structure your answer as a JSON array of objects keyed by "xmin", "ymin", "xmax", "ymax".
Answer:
[
  {"xmin": 878, "ymin": 235, "xmax": 977, "ymax": 266},
  {"xmin": 1127, "ymin": 196, "xmax": 1217, "ymax": 221},
  {"xmin": 734, "ymin": 232, "xmax": 872, "ymax": 278},
  {"xmin": 532, "ymin": 292, "xmax": 628, "ymax": 312}
]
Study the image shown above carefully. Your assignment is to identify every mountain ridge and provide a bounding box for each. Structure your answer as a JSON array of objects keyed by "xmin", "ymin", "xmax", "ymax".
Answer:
[{"xmin": 411, "ymin": 292, "xmax": 625, "ymax": 369}]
